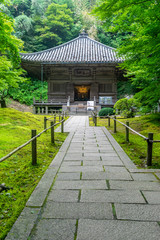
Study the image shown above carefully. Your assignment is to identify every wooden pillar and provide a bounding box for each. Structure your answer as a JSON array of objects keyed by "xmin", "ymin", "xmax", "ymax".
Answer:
[{"xmin": 45, "ymin": 106, "xmax": 48, "ymax": 114}]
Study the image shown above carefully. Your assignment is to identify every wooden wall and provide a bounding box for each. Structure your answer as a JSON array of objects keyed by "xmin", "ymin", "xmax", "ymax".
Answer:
[{"xmin": 47, "ymin": 64, "xmax": 117, "ymax": 105}]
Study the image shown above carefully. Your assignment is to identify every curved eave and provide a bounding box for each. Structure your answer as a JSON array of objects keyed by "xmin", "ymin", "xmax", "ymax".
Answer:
[
  {"xmin": 21, "ymin": 59, "xmax": 123, "ymax": 65},
  {"xmin": 20, "ymin": 34, "xmax": 124, "ymax": 64}
]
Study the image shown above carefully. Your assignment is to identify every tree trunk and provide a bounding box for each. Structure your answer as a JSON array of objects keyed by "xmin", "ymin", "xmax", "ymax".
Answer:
[{"xmin": 0, "ymin": 99, "xmax": 7, "ymax": 108}]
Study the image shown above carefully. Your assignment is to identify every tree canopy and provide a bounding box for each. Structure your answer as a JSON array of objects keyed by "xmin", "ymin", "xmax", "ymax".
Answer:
[
  {"xmin": 3, "ymin": 0, "xmax": 123, "ymax": 52},
  {"xmin": 93, "ymin": 0, "xmax": 160, "ymax": 111},
  {"xmin": 36, "ymin": 3, "xmax": 75, "ymax": 49},
  {"xmin": 0, "ymin": 0, "xmax": 26, "ymax": 107}
]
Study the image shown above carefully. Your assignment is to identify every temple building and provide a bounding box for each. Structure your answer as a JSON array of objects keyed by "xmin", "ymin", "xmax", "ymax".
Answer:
[{"xmin": 20, "ymin": 32, "xmax": 123, "ymax": 114}]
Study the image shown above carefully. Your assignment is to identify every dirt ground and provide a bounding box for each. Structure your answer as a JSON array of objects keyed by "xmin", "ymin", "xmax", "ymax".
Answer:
[{"xmin": 7, "ymin": 99, "xmax": 33, "ymax": 113}]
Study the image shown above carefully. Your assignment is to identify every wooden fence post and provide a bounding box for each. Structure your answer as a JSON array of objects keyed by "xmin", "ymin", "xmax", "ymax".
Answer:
[
  {"xmin": 95, "ymin": 114, "xmax": 97, "ymax": 126},
  {"xmin": 44, "ymin": 117, "xmax": 47, "ymax": 130},
  {"xmin": 114, "ymin": 116, "xmax": 117, "ymax": 133},
  {"xmin": 61, "ymin": 117, "xmax": 64, "ymax": 133},
  {"xmin": 126, "ymin": 121, "xmax": 129, "ymax": 142},
  {"xmin": 147, "ymin": 133, "xmax": 153, "ymax": 166},
  {"xmin": 51, "ymin": 121, "xmax": 54, "ymax": 144},
  {"xmin": 31, "ymin": 129, "xmax": 37, "ymax": 165},
  {"xmin": 108, "ymin": 116, "xmax": 110, "ymax": 127},
  {"xmin": 54, "ymin": 114, "xmax": 56, "ymax": 124}
]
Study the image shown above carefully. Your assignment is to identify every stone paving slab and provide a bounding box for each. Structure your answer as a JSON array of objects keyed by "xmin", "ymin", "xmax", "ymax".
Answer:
[
  {"xmin": 53, "ymin": 180, "xmax": 107, "ymax": 189},
  {"xmin": 101, "ymin": 156, "xmax": 122, "ymax": 161},
  {"xmin": 47, "ymin": 189, "xmax": 79, "ymax": 202},
  {"xmin": 155, "ymin": 173, "xmax": 160, "ymax": 179},
  {"xmin": 67, "ymin": 149, "xmax": 85, "ymax": 153},
  {"xmin": 31, "ymin": 219, "xmax": 76, "ymax": 240},
  {"xmin": 83, "ymin": 160, "xmax": 103, "ymax": 166},
  {"xmin": 84, "ymin": 139, "xmax": 97, "ymax": 142},
  {"xmin": 129, "ymin": 169, "xmax": 160, "ymax": 173},
  {"xmin": 109, "ymin": 180, "xmax": 160, "ymax": 190},
  {"xmin": 82, "ymin": 171, "xmax": 132, "ymax": 180},
  {"xmin": 56, "ymin": 172, "xmax": 80, "ymax": 180},
  {"xmin": 61, "ymin": 161, "xmax": 82, "ymax": 166},
  {"xmin": 98, "ymin": 145, "xmax": 114, "ymax": 149},
  {"xmin": 102, "ymin": 160, "xmax": 124, "ymax": 166},
  {"xmin": 42, "ymin": 202, "xmax": 113, "ymax": 219},
  {"xmin": 59, "ymin": 165, "xmax": 104, "ymax": 172},
  {"xmin": 131, "ymin": 173, "xmax": 158, "ymax": 181},
  {"xmin": 26, "ymin": 168, "xmax": 57, "ymax": 207},
  {"xmin": 104, "ymin": 166, "xmax": 130, "ymax": 173},
  {"xmin": 64, "ymin": 156, "xmax": 101, "ymax": 161},
  {"xmin": 5, "ymin": 207, "xmax": 40, "ymax": 240},
  {"xmin": 81, "ymin": 189, "xmax": 146, "ymax": 203},
  {"xmin": 115, "ymin": 203, "xmax": 160, "ymax": 221},
  {"xmin": 102, "ymin": 127, "xmax": 137, "ymax": 169},
  {"xmin": 76, "ymin": 219, "xmax": 160, "ymax": 240},
  {"xmin": 69, "ymin": 143, "xmax": 84, "ymax": 147},
  {"xmin": 142, "ymin": 191, "xmax": 160, "ymax": 204},
  {"xmin": 65, "ymin": 153, "xmax": 83, "ymax": 158},
  {"xmin": 84, "ymin": 152, "xmax": 118, "ymax": 157}
]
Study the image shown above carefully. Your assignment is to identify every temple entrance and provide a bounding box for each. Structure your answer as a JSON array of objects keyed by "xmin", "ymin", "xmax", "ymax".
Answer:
[{"xmin": 74, "ymin": 85, "xmax": 90, "ymax": 101}]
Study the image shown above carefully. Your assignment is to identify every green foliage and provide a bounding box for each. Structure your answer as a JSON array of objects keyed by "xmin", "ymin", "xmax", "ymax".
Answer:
[
  {"xmin": 35, "ymin": 3, "xmax": 75, "ymax": 48},
  {"xmin": 114, "ymin": 98, "xmax": 138, "ymax": 118},
  {"xmin": 14, "ymin": 14, "xmax": 33, "ymax": 39},
  {"xmin": 5, "ymin": 0, "xmax": 119, "ymax": 52},
  {"xmin": 99, "ymin": 107, "xmax": 114, "ymax": 116},
  {"xmin": 8, "ymin": 79, "xmax": 48, "ymax": 105},
  {"xmin": 97, "ymin": 26, "xmax": 130, "ymax": 48},
  {"xmin": 117, "ymin": 80, "xmax": 137, "ymax": 99},
  {"xmin": 0, "ymin": 1, "xmax": 27, "ymax": 107},
  {"xmin": 93, "ymin": 0, "xmax": 160, "ymax": 110},
  {"xmin": 8, "ymin": 0, "xmax": 31, "ymax": 17},
  {"xmin": 0, "ymin": 108, "xmax": 67, "ymax": 239},
  {"xmin": 134, "ymin": 81, "xmax": 160, "ymax": 112}
]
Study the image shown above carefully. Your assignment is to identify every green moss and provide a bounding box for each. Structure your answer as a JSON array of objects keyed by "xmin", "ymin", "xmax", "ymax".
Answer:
[{"xmin": 0, "ymin": 108, "xmax": 68, "ymax": 239}]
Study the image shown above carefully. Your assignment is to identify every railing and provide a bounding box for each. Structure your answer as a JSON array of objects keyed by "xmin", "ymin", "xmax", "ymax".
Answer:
[
  {"xmin": 0, "ymin": 115, "xmax": 65, "ymax": 165},
  {"xmin": 91, "ymin": 113, "xmax": 160, "ymax": 166}
]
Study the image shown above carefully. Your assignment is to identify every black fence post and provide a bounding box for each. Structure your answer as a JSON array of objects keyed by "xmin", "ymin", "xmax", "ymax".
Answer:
[
  {"xmin": 114, "ymin": 116, "xmax": 117, "ymax": 133},
  {"xmin": 95, "ymin": 114, "xmax": 97, "ymax": 127},
  {"xmin": 126, "ymin": 121, "xmax": 129, "ymax": 142},
  {"xmin": 147, "ymin": 133, "xmax": 153, "ymax": 166},
  {"xmin": 51, "ymin": 121, "xmax": 54, "ymax": 144},
  {"xmin": 108, "ymin": 116, "xmax": 110, "ymax": 127},
  {"xmin": 31, "ymin": 129, "xmax": 37, "ymax": 165},
  {"xmin": 54, "ymin": 114, "xmax": 56, "ymax": 124},
  {"xmin": 44, "ymin": 117, "xmax": 47, "ymax": 130},
  {"xmin": 61, "ymin": 117, "xmax": 64, "ymax": 133}
]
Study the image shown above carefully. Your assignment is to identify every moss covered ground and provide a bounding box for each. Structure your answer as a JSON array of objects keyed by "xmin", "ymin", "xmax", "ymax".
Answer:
[
  {"xmin": 90, "ymin": 114, "xmax": 160, "ymax": 168},
  {"xmin": 0, "ymin": 108, "xmax": 68, "ymax": 239}
]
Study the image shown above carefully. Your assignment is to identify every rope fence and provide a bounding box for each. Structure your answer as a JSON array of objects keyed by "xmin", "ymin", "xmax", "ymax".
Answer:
[
  {"xmin": 91, "ymin": 112, "xmax": 160, "ymax": 166},
  {"xmin": 0, "ymin": 116, "xmax": 65, "ymax": 165}
]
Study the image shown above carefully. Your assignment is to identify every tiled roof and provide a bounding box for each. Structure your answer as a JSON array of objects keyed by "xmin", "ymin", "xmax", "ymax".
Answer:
[{"xmin": 20, "ymin": 33, "xmax": 123, "ymax": 64}]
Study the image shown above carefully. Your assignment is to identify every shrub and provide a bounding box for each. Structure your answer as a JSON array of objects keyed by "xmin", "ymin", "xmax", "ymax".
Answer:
[
  {"xmin": 114, "ymin": 98, "xmax": 138, "ymax": 118},
  {"xmin": 8, "ymin": 79, "xmax": 48, "ymax": 105},
  {"xmin": 99, "ymin": 107, "xmax": 114, "ymax": 116}
]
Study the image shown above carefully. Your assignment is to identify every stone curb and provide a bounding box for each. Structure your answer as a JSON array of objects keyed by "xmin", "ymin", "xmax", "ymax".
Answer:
[{"xmin": 5, "ymin": 130, "xmax": 74, "ymax": 239}]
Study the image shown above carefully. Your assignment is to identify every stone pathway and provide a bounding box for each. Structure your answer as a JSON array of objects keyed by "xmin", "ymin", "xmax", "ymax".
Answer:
[{"xmin": 6, "ymin": 116, "xmax": 160, "ymax": 240}]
